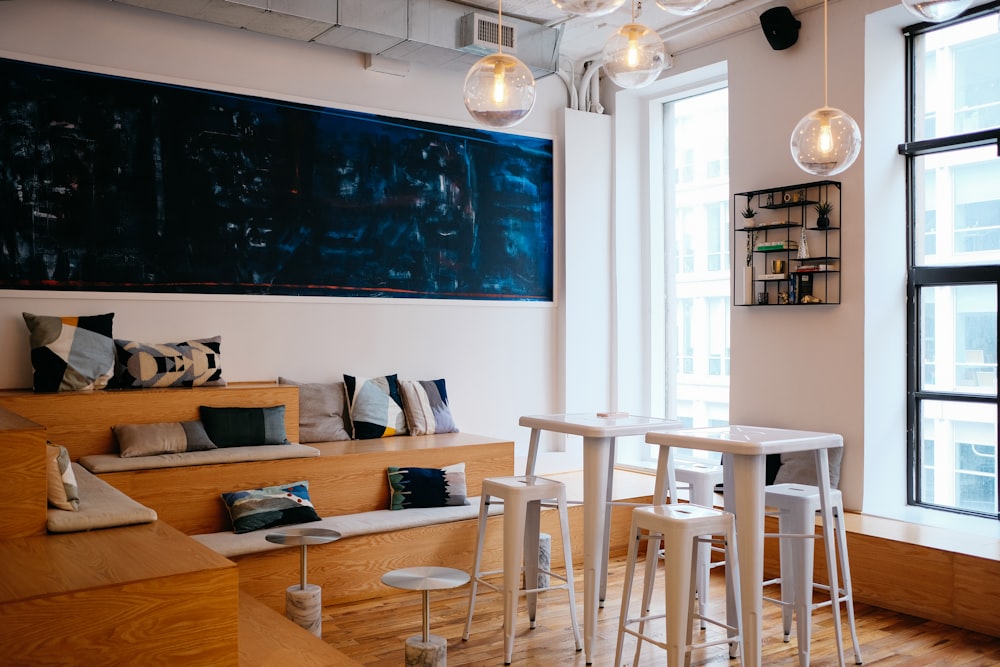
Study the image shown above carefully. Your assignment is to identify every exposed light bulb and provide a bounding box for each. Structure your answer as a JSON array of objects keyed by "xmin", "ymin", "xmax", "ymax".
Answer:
[
  {"xmin": 818, "ymin": 122, "xmax": 834, "ymax": 154},
  {"xmin": 601, "ymin": 22, "xmax": 667, "ymax": 89},
  {"xmin": 626, "ymin": 31, "xmax": 640, "ymax": 68},
  {"xmin": 790, "ymin": 106, "xmax": 861, "ymax": 176},
  {"xmin": 464, "ymin": 53, "xmax": 536, "ymax": 128},
  {"xmin": 492, "ymin": 61, "xmax": 506, "ymax": 104}
]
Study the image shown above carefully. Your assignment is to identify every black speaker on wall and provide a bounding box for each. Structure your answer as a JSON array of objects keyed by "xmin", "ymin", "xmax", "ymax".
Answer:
[{"xmin": 760, "ymin": 6, "xmax": 801, "ymax": 50}]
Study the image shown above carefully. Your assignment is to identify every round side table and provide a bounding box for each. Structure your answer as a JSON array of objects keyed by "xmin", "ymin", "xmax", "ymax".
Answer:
[
  {"xmin": 381, "ymin": 566, "xmax": 470, "ymax": 667},
  {"xmin": 265, "ymin": 527, "xmax": 341, "ymax": 637}
]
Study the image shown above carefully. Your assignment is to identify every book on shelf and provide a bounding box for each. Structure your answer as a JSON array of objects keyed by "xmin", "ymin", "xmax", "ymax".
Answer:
[{"xmin": 755, "ymin": 241, "xmax": 798, "ymax": 251}]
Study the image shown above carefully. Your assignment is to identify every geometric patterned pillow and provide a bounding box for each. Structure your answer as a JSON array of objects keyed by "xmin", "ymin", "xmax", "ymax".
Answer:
[
  {"xmin": 46, "ymin": 443, "xmax": 80, "ymax": 511},
  {"xmin": 113, "ymin": 336, "xmax": 224, "ymax": 388},
  {"xmin": 387, "ymin": 462, "xmax": 468, "ymax": 510},
  {"xmin": 343, "ymin": 374, "xmax": 408, "ymax": 440},
  {"xmin": 221, "ymin": 480, "xmax": 321, "ymax": 534},
  {"xmin": 398, "ymin": 379, "xmax": 459, "ymax": 436},
  {"xmin": 22, "ymin": 312, "xmax": 115, "ymax": 392}
]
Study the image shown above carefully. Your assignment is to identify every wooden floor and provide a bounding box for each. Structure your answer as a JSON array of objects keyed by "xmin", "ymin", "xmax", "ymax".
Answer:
[{"xmin": 321, "ymin": 554, "xmax": 1000, "ymax": 666}]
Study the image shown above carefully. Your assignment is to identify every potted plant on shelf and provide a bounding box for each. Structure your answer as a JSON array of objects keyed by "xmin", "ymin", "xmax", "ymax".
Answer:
[
  {"xmin": 741, "ymin": 204, "xmax": 757, "ymax": 228},
  {"xmin": 813, "ymin": 200, "xmax": 834, "ymax": 228}
]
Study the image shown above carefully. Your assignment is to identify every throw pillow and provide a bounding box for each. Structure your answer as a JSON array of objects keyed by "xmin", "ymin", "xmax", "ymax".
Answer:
[
  {"xmin": 772, "ymin": 448, "xmax": 844, "ymax": 488},
  {"xmin": 22, "ymin": 312, "xmax": 115, "ymax": 392},
  {"xmin": 398, "ymin": 379, "xmax": 459, "ymax": 436},
  {"xmin": 277, "ymin": 377, "xmax": 352, "ymax": 442},
  {"xmin": 344, "ymin": 374, "xmax": 408, "ymax": 440},
  {"xmin": 221, "ymin": 480, "xmax": 321, "ymax": 534},
  {"xmin": 113, "ymin": 335, "xmax": 224, "ymax": 388},
  {"xmin": 112, "ymin": 421, "xmax": 217, "ymax": 458},
  {"xmin": 387, "ymin": 462, "xmax": 468, "ymax": 510},
  {"xmin": 200, "ymin": 405, "xmax": 288, "ymax": 447},
  {"xmin": 46, "ymin": 443, "xmax": 80, "ymax": 511}
]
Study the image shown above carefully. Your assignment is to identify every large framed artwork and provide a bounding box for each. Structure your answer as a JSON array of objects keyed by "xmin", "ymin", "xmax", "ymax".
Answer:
[{"xmin": 0, "ymin": 57, "xmax": 553, "ymax": 301}]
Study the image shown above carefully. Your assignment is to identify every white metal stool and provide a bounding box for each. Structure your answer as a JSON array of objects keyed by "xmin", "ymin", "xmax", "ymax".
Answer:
[
  {"xmin": 463, "ymin": 475, "xmax": 582, "ymax": 664},
  {"xmin": 764, "ymin": 483, "xmax": 863, "ymax": 666},
  {"xmin": 674, "ymin": 461, "xmax": 725, "ymax": 629},
  {"xmin": 615, "ymin": 504, "xmax": 744, "ymax": 667}
]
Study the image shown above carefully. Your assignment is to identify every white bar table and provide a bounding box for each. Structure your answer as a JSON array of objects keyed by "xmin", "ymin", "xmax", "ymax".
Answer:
[
  {"xmin": 645, "ymin": 425, "xmax": 844, "ymax": 667},
  {"xmin": 519, "ymin": 413, "xmax": 682, "ymax": 664}
]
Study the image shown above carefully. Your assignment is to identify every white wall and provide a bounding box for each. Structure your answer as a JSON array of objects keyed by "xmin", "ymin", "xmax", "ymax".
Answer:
[{"xmin": 0, "ymin": 0, "xmax": 580, "ymax": 458}]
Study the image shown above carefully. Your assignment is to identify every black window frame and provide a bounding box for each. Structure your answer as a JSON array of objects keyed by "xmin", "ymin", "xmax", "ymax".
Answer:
[{"xmin": 900, "ymin": 0, "xmax": 1000, "ymax": 520}]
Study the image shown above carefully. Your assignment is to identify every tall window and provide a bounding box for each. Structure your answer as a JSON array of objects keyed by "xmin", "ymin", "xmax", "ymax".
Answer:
[
  {"xmin": 616, "ymin": 81, "xmax": 730, "ymax": 471},
  {"xmin": 666, "ymin": 88, "xmax": 730, "ymax": 431},
  {"xmin": 902, "ymin": 3, "xmax": 1000, "ymax": 518}
]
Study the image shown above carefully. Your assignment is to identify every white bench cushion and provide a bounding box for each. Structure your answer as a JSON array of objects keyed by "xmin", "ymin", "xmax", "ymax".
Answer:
[
  {"xmin": 47, "ymin": 463, "xmax": 158, "ymax": 533},
  {"xmin": 192, "ymin": 496, "xmax": 503, "ymax": 558},
  {"xmin": 78, "ymin": 443, "xmax": 321, "ymax": 473}
]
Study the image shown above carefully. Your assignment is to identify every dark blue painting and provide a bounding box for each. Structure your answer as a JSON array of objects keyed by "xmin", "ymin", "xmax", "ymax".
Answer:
[{"xmin": 0, "ymin": 57, "xmax": 553, "ymax": 301}]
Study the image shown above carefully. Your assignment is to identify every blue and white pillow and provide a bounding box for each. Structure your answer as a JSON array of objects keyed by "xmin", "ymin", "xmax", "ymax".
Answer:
[
  {"xmin": 344, "ymin": 374, "xmax": 408, "ymax": 439},
  {"xmin": 399, "ymin": 379, "xmax": 459, "ymax": 436}
]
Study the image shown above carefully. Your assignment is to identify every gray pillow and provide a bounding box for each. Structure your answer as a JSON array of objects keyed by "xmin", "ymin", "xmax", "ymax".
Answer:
[
  {"xmin": 772, "ymin": 448, "xmax": 844, "ymax": 488},
  {"xmin": 278, "ymin": 377, "xmax": 352, "ymax": 442},
  {"xmin": 113, "ymin": 420, "xmax": 217, "ymax": 457}
]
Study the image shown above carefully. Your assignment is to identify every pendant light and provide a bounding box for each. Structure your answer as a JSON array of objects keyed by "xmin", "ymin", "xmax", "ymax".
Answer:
[
  {"xmin": 900, "ymin": 0, "xmax": 972, "ymax": 22},
  {"xmin": 655, "ymin": 0, "xmax": 711, "ymax": 17},
  {"xmin": 552, "ymin": 0, "xmax": 627, "ymax": 17},
  {"xmin": 601, "ymin": 0, "xmax": 667, "ymax": 89},
  {"xmin": 463, "ymin": 1, "xmax": 536, "ymax": 128},
  {"xmin": 790, "ymin": 0, "xmax": 861, "ymax": 176}
]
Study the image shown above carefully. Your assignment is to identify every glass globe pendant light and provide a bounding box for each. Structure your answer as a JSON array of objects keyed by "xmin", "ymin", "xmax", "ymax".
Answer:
[
  {"xmin": 463, "ymin": 1, "xmax": 536, "ymax": 128},
  {"xmin": 552, "ymin": 0, "xmax": 627, "ymax": 17},
  {"xmin": 790, "ymin": 0, "xmax": 861, "ymax": 176},
  {"xmin": 900, "ymin": 0, "xmax": 972, "ymax": 22},
  {"xmin": 601, "ymin": 1, "xmax": 667, "ymax": 89},
  {"xmin": 655, "ymin": 0, "xmax": 711, "ymax": 17}
]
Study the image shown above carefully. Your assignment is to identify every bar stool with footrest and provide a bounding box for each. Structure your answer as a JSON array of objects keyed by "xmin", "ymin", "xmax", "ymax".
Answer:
[
  {"xmin": 615, "ymin": 503, "xmax": 744, "ymax": 667},
  {"xmin": 673, "ymin": 459, "xmax": 725, "ymax": 629},
  {"xmin": 763, "ymin": 483, "xmax": 863, "ymax": 666},
  {"xmin": 463, "ymin": 475, "xmax": 582, "ymax": 664}
]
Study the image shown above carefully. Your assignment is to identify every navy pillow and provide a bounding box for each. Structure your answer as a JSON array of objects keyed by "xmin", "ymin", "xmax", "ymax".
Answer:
[
  {"xmin": 200, "ymin": 405, "xmax": 288, "ymax": 447},
  {"xmin": 387, "ymin": 462, "xmax": 468, "ymax": 510}
]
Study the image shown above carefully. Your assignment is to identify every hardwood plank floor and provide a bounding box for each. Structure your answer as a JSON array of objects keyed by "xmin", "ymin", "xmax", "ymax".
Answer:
[{"xmin": 321, "ymin": 555, "xmax": 1000, "ymax": 666}]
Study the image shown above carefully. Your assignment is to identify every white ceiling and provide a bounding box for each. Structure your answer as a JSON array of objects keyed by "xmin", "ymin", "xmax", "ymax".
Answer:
[{"xmin": 111, "ymin": 0, "xmax": 816, "ymax": 73}]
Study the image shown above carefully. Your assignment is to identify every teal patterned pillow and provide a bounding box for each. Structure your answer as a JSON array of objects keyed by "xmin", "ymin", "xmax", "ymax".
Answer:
[
  {"xmin": 221, "ymin": 480, "xmax": 320, "ymax": 534},
  {"xmin": 23, "ymin": 312, "xmax": 115, "ymax": 392},
  {"xmin": 388, "ymin": 462, "xmax": 468, "ymax": 510},
  {"xmin": 344, "ymin": 374, "xmax": 408, "ymax": 440}
]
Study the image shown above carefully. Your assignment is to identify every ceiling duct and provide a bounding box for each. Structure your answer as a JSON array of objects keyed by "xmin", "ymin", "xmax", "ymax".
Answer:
[
  {"xmin": 111, "ymin": 0, "xmax": 561, "ymax": 78},
  {"xmin": 459, "ymin": 12, "xmax": 517, "ymax": 55}
]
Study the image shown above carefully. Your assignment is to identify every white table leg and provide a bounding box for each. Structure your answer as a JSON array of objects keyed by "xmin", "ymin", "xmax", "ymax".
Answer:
[
  {"xmin": 727, "ymin": 453, "xmax": 765, "ymax": 667},
  {"xmin": 814, "ymin": 449, "xmax": 846, "ymax": 667},
  {"xmin": 526, "ymin": 428, "xmax": 540, "ymax": 476},
  {"xmin": 581, "ymin": 435, "xmax": 612, "ymax": 665}
]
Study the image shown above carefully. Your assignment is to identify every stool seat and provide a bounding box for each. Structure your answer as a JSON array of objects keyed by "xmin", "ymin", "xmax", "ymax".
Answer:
[
  {"xmin": 464, "ymin": 475, "xmax": 582, "ymax": 664},
  {"xmin": 615, "ymin": 503, "xmax": 743, "ymax": 667},
  {"xmin": 764, "ymin": 483, "xmax": 862, "ymax": 666}
]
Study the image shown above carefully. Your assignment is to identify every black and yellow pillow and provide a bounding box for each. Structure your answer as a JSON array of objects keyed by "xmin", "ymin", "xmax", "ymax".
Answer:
[{"xmin": 23, "ymin": 312, "xmax": 115, "ymax": 392}]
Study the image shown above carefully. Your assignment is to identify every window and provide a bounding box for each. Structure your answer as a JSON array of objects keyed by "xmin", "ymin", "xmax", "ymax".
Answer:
[
  {"xmin": 616, "ymin": 81, "xmax": 730, "ymax": 471},
  {"xmin": 902, "ymin": 3, "xmax": 1000, "ymax": 518}
]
